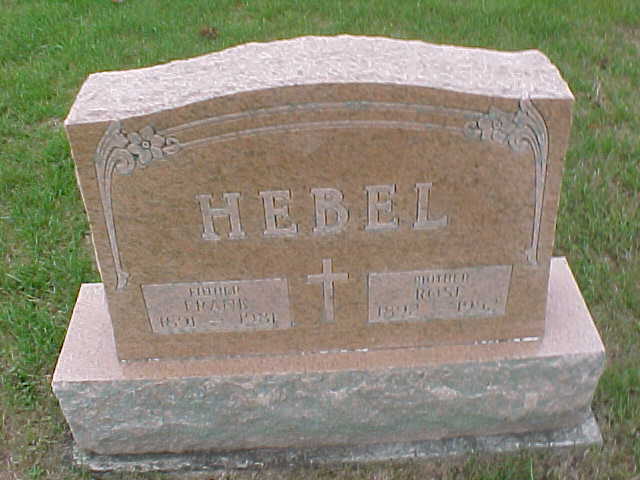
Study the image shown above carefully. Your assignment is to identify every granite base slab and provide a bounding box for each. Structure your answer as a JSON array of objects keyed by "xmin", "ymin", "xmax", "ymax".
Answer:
[
  {"xmin": 52, "ymin": 257, "xmax": 605, "ymax": 472},
  {"xmin": 76, "ymin": 413, "xmax": 601, "ymax": 474}
]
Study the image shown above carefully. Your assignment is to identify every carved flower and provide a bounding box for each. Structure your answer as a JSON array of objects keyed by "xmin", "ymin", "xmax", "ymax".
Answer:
[
  {"xmin": 474, "ymin": 108, "xmax": 520, "ymax": 145},
  {"xmin": 476, "ymin": 117, "xmax": 495, "ymax": 140},
  {"xmin": 126, "ymin": 125, "xmax": 179, "ymax": 167}
]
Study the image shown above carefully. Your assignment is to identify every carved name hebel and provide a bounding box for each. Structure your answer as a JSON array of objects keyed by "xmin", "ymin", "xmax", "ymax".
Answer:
[{"xmin": 196, "ymin": 183, "xmax": 448, "ymax": 240}]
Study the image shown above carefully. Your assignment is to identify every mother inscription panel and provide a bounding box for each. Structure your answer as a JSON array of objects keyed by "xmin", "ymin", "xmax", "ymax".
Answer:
[{"xmin": 65, "ymin": 36, "xmax": 573, "ymax": 360}]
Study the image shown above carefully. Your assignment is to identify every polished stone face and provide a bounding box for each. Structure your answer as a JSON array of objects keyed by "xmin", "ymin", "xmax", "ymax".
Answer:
[{"xmin": 65, "ymin": 36, "xmax": 574, "ymax": 361}]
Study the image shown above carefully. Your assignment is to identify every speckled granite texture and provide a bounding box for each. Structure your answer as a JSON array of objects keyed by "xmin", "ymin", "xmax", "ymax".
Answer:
[
  {"xmin": 52, "ymin": 258, "xmax": 604, "ymax": 460},
  {"xmin": 75, "ymin": 415, "xmax": 602, "ymax": 474},
  {"xmin": 66, "ymin": 35, "xmax": 572, "ymax": 125}
]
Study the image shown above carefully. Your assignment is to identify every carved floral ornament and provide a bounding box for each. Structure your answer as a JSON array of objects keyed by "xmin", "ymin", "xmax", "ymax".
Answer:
[
  {"xmin": 100, "ymin": 124, "xmax": 181, "ymax": 176},
  {"xmin": 464, "ymin": 99, "xmax": 547, "ymax": 156},
  {"xmin": 93, "ymin": 98, "xmax": 549, "ymax": 290},
  {"xmin": 464, "ymin": 98, "xmax": 549, "ymax": 265}
]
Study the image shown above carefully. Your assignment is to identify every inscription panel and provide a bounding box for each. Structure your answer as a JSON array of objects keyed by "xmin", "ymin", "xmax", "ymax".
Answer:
[
  {"xmin": 142, "ymin": 278, "xmax": 292, "ymax": 334},
  {"xmin": 369, "ymin": 265, "xmax": 512, "ymax": 324}
]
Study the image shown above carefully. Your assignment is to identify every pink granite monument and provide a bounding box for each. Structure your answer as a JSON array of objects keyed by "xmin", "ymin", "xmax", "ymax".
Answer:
[{"xmin": 53, "ymin": 37, "xmax": 604, "ymax": 473}]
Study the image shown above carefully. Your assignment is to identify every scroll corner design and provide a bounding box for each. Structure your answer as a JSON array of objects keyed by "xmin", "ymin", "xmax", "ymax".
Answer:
[
  {"xmin": 94, "ymin": 122, "xmax": 181, "ymax": 290},
  {"xmin": 465, "ymin": 98, "xmax": 549, "ymax": 266}
]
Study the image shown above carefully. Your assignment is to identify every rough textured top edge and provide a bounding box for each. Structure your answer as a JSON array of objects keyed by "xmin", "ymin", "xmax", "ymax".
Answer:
[{"xmin": 65, "ymin": 35, "xmax": 574, "ymax": 125}]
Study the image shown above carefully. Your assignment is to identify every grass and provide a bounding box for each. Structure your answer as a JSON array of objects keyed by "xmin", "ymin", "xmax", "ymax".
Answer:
[{"xmin": 0, "ymin": 0, "xmax": 639, "ymax": 478}]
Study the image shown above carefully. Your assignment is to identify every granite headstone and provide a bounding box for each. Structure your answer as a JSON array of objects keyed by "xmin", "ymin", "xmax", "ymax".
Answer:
[
  {"xmin": 53, "ymin": 37, "xmax": 604, "ymax": 472},
  {"xmin": 65, "ymin": 36, "xmax": 572, "ymax": 361}
]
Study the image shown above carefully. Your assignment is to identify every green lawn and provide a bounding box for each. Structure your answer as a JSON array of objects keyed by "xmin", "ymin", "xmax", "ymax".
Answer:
[{"xmin": 1, "ymin": 0, "xmax": 639, "ymax": 478}]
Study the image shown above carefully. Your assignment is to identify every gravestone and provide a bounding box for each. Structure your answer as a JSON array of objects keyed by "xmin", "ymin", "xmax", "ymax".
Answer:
[
  {"xmin": 65, "ymin": 36, "xmax": 570, "ymax": 361},
  {"xmin": 53, "ymin": 37, "xmax": 605, "ymax": 473}
]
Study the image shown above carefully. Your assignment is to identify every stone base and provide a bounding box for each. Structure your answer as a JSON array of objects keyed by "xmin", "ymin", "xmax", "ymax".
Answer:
[
  {"xmin": 76, "ymin": 413, "xmax": 602, "ymax": 474},
  {"xmin": 53, "ymin": 258, "xmax": 605, "ymax": 473}
]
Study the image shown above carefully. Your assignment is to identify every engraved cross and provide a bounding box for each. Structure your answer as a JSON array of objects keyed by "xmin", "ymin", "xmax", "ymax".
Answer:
[{"xmin": 306, "ymin": 258, "xmax": 349, "ymax": 323}]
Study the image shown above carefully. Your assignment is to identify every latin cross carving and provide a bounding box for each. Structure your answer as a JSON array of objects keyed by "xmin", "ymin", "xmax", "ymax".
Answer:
[{"xmin": 306, "ymin": 258, "xmax": 349, "ymax": 323}]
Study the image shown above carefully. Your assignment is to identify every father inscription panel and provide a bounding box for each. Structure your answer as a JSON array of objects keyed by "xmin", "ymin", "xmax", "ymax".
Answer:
[{"xmin": 65, "ymin": 36, "xmax": 573, "ymax": 361}]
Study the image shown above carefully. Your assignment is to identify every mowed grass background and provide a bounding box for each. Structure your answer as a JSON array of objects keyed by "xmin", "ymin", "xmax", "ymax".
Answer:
[{"xmin": 0, "ymin": 0, "xmax": 638, "ymax": 478}]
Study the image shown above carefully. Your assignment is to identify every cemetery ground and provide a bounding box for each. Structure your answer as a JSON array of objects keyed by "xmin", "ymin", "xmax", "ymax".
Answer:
[{"xmin": 0, "ymin": 0, "xmax": 638, "ymax": 478}]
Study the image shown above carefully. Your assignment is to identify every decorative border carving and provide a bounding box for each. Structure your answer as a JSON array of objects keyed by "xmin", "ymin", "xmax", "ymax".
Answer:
[
  {"xmin": 94, "ymin": 123, "xmax": 180, "ymax": 289},
  {"xmin": 94, "ymin": 99, "xmax": 548, "ymax": 290},
  {"xmin": 464, "ymin": 98, "xmax": 549, "ymax": 265}
]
